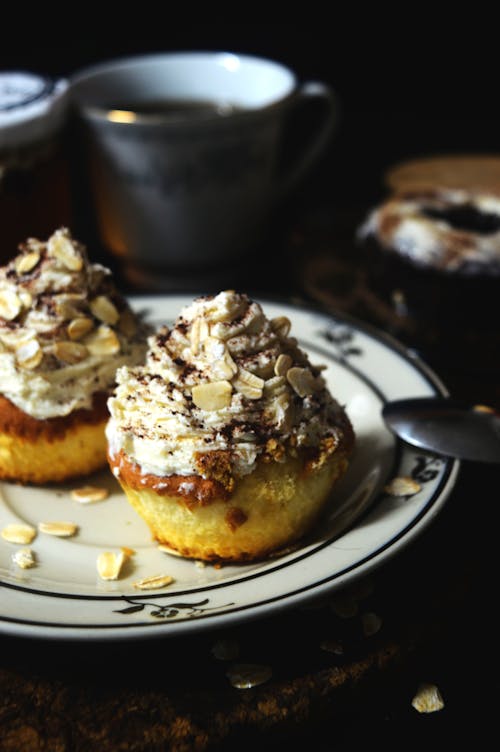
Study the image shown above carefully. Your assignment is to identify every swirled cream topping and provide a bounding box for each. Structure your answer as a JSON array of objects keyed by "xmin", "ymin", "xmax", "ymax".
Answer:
[
  {"xmin": 359, "ymin": 189, "xmax": 500, "ymax": 273},
  {"xmin": 107, "ymin": 290, "xmax": 350, "ymax": 479},
  {"xmin": 0, "ymin": 227, "xmax": 148, "ymax": 419}
]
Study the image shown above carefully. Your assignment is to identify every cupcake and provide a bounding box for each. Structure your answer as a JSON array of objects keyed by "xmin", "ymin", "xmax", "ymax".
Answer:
[
  {"xmin": 0, "ymin": 227, "xmax": 148, "ymax": 484},
  {"xmin": 107, "ymin": 290, "xmax": 355, "ymax": 563},
  {"xmin": 357, "ymin": 155, "xmax": 500, "ymax": 389}
]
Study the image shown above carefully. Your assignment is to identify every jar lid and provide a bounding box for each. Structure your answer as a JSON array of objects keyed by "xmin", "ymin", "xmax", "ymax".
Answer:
[{"xmin": 0, "ymin": 72, "xmax": 68, "ymax": 150}]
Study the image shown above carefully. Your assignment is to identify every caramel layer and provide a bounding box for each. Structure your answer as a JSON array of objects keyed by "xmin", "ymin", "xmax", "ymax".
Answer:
[
  {"xmin": 109, "ymin": 450, "xmax": 229, "ymax": 507},
  {"xmin": 0, "ymin": 392, "xmax": 109, "ymax": 441}
]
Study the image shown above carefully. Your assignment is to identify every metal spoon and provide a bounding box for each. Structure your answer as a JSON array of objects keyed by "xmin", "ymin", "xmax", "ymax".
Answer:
[{"xmin": 382, "ymin": 397, "xmax": 500, "ymax": 463}]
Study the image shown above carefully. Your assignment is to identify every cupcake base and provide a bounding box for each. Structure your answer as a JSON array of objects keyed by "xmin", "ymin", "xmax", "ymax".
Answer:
[
  {"xmin": 110, "ymin": 437, "xmax": 354, "ymax": 563},
  {"xmin": 0, "ymin": 393, "xmax": 109, "ymax": 484}
]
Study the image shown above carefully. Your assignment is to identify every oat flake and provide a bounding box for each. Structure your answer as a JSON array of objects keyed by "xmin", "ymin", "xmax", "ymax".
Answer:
[
  {"xmin": 226, "ymin": 663, "xmax": 272, "ymax": 689},
  {"xmin": 384, "ymin": 476, "xmax": 421, "ymax": 497},
  {"xmin": 411, "ymin": 683, "xmax": 445, "ymax": 713}
]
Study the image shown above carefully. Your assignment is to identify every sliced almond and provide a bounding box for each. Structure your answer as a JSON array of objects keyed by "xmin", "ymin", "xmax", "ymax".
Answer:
[
  {"xmin": 274, "ymin": 353, "xmax": 293, "ymax": 377},
  {"xmin": 15, "ymin": 251, "xmax": 41, "ymax": 275},
  {"xmin": 18, "ymin": 291, "xmax": 33, "ymax": 309},
  {"xmin": 118, "ymin": 308, "xmax": 138, "ymax": 337},
  {"xmin": 286, "ymin": 366, "xmax": 318, "ymax": 397},
  {"xmin": 12, "ymin": 547, "xmax": 36, "ymax": 569},
  {"xmin": 270, "ymin": 316, "xmax": 291, "ymax": 338},
  {"xmin": 47, "ymin": 230, "xmax": 83, "ymax": 271},
  {"xmin": 192, "ymin": 380, "xmax": 232, "ymax": 410},
  {"xmin": 38, "ymin": 521, "xmax": 78, "ymax": 537},
  {"xmin": 232, "ymin": 367, "xmax": 264, "ymax": 399},
  {"xmin": 84, "ymin": 325, "xmax": 121, "ymax": 356},
  {"xmin": 263, "ymin": 375, "xmax": 287, "ymax": 396},
  {"xmin": 52, "ymin": 340, "xmax": 89, "ymax": 364},
  {"xmin": 190, "ymin": 317, "xmax": 210, "ymax": 355},
  {"xmin": 89, "ymin": 295, "xmax": 120, "ymax": 325},
  {"xmin": 71, "ymin": 485, "xmax": 109, "ymax": 504},
  {"xmin": 54, "ymin": 293, "xmax": 84, "ymax": 320},
  {"xmin": 0, "ymin": 290, "xmax": 22, "ymax": 321},
  {"xmin": 207, "ymin": 341, "xmax": 238, "ymax": 380},
  {"xmin": 132, "ymin": 574, "xmax": 175, "ymax": 590},
  {"xmin": 97, "ymin": 550, "xmax": 128, "ymax": 581},
  {"xmin": 67, "ymin": 317, "xmax": 94, "ymax": 341},
  {"xmin": 0, "ymin": 328, "xmax": 34, "ymax": 349},
  {"xmin": 1, "ymin": 523, "xmax": 37, "ymax": 545},
  {"xmin": 15, "ymin": 338, "xmax": 43, "ymax": 370}
]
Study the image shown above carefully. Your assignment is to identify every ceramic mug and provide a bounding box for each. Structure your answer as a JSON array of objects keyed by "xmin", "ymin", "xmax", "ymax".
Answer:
[{"xmin": 69, "ymin": 51, "xmax": 337, "ymax": 287}]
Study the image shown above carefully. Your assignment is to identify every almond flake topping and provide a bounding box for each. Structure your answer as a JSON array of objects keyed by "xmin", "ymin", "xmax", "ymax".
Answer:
[
  {"xmin": 132, "ymin": 574, "xmax": 175, "ymax": 590},
  {"xmin": 52, "ymin": 341, "xmax": 89, "ymax": 364},
  {"xmin": 209, "ymin": 342, "xmax": 238, "ymax": 380},
  {"xmin": 15, "ymin": 251, "xmax": 41, "ymax": 275},
  {"xmin": 270, "ymin": 316, "xmax": 291, "ymax": 338},
  {"xmin": 1, "ymin": 523, "xmax": 37, "ymax": 545},
  {"xmin": 15, "ymin": 338, "xmax": 43, "ymax": 370},
  {"xmin": 232, "ymin": 367, "xmax": 264, "ymax": 399},
  {"xmin": 0, "ymin": 329, "xmax": 32, "ymax": 349},
  {"xmin": 190, "ymin": 317, "xmax": 210, "ymax": 355},
  {"xmin": 89, "ymin": 295, "xmax": 120, "ymax": 325},
  {"xmin": 286, "ymin": 366, "xmax": 318, "ymax": 397},
  {"xmin": 12, "ymin": 547, "xmax": 36, "ymax": 569},
  {"xmin": 274, "ymin": 353, "xmax": 293, "ymax": 377},
  {"xmin": 54, "ymin": 293, "xmax": 84, "ymax": 320},
  {"xmin": 18, "ymin": 291, "xmax": 33, "ymax": 309},
  {"xmin": 263, "ymin": 375, "xmax": 287, "ymax": 395},
  {"xmin": 0, "ymin": 290, "xmax": 22, "ymax": 320},
  {"xmin": 192, "ymin": 380, "xmax": 232, "ymax": 410},
  {"xmin": 84, "ymin": 325, "xmax": 121, "ymax": 356},
  {"xmin": 71, "ymin": 485, "xmax": 109, "ymax": 504},
  {"xmin": 47, "ymin": 230, "xmax": 83, "ymax": 271},
  {"xmin": 67, "ymin": 317, "xmax": 94, "ymax": 341},
  {"xmin": 38, "ymin": 521, "xmax": 78, "ymax": 537}
]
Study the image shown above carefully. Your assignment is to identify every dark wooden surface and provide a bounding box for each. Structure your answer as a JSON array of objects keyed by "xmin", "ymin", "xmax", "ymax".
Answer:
[{"xmin": 0, "ymin": 459, "xmax": 497, "ymax": 752}]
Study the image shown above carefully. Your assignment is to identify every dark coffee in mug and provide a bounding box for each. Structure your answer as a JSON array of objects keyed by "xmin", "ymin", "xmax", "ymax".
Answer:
[{"xmin": 106, "ymin": 99, "xmax": 240, "ymax": 120}]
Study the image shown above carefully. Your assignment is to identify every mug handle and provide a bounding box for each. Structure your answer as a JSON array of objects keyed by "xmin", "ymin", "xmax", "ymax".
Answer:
[{"xmin": 276, "ymin": 81, "xmax": 338, "ymax": 200}]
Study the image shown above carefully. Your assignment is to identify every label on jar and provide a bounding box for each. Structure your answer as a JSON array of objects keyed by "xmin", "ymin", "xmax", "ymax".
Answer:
[{"xmin": 0, "ymin": 72, "xmax": 55, "ymax": 113}]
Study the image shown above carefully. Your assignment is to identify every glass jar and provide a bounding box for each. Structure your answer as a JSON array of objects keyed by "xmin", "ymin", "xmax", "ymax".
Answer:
[{"xmin": 0, "ymin": 72, "xmax": 72, "ymax": 263}]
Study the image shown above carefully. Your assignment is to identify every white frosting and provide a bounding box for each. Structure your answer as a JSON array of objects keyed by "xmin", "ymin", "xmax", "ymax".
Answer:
[
  {"xmin": 0, "ymin": 228, "xmax": 148, "ymax": 419},
  {"xmin": 107, "ymin": 290, "xmax": 347, "ymax": 479},
  {"xmin": 359, "ymin": 189, "xmax": 500, "ymax": 271}
]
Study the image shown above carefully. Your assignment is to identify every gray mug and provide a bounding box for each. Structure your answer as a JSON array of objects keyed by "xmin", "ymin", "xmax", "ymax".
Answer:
[{"xmin": 69, "ymin": 51, "xmax": 337, "ymax": 286}]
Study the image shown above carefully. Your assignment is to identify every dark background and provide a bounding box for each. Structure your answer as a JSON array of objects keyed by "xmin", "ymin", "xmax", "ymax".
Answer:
[{"xmin": 2, "ymin": 25, "xmax": 500, "ymax": 211}]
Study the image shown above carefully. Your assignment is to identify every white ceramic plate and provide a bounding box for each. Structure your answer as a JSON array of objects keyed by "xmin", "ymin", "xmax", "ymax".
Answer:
[{"xmin": 0, "ymin": 295, "xmax": 458, "ymax": 641}]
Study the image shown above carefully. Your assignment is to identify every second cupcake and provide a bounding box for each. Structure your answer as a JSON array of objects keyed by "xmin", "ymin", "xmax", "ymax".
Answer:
[{"xmin": 0, "ymin": 227, "xmax": 148, "ymax": 484}]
